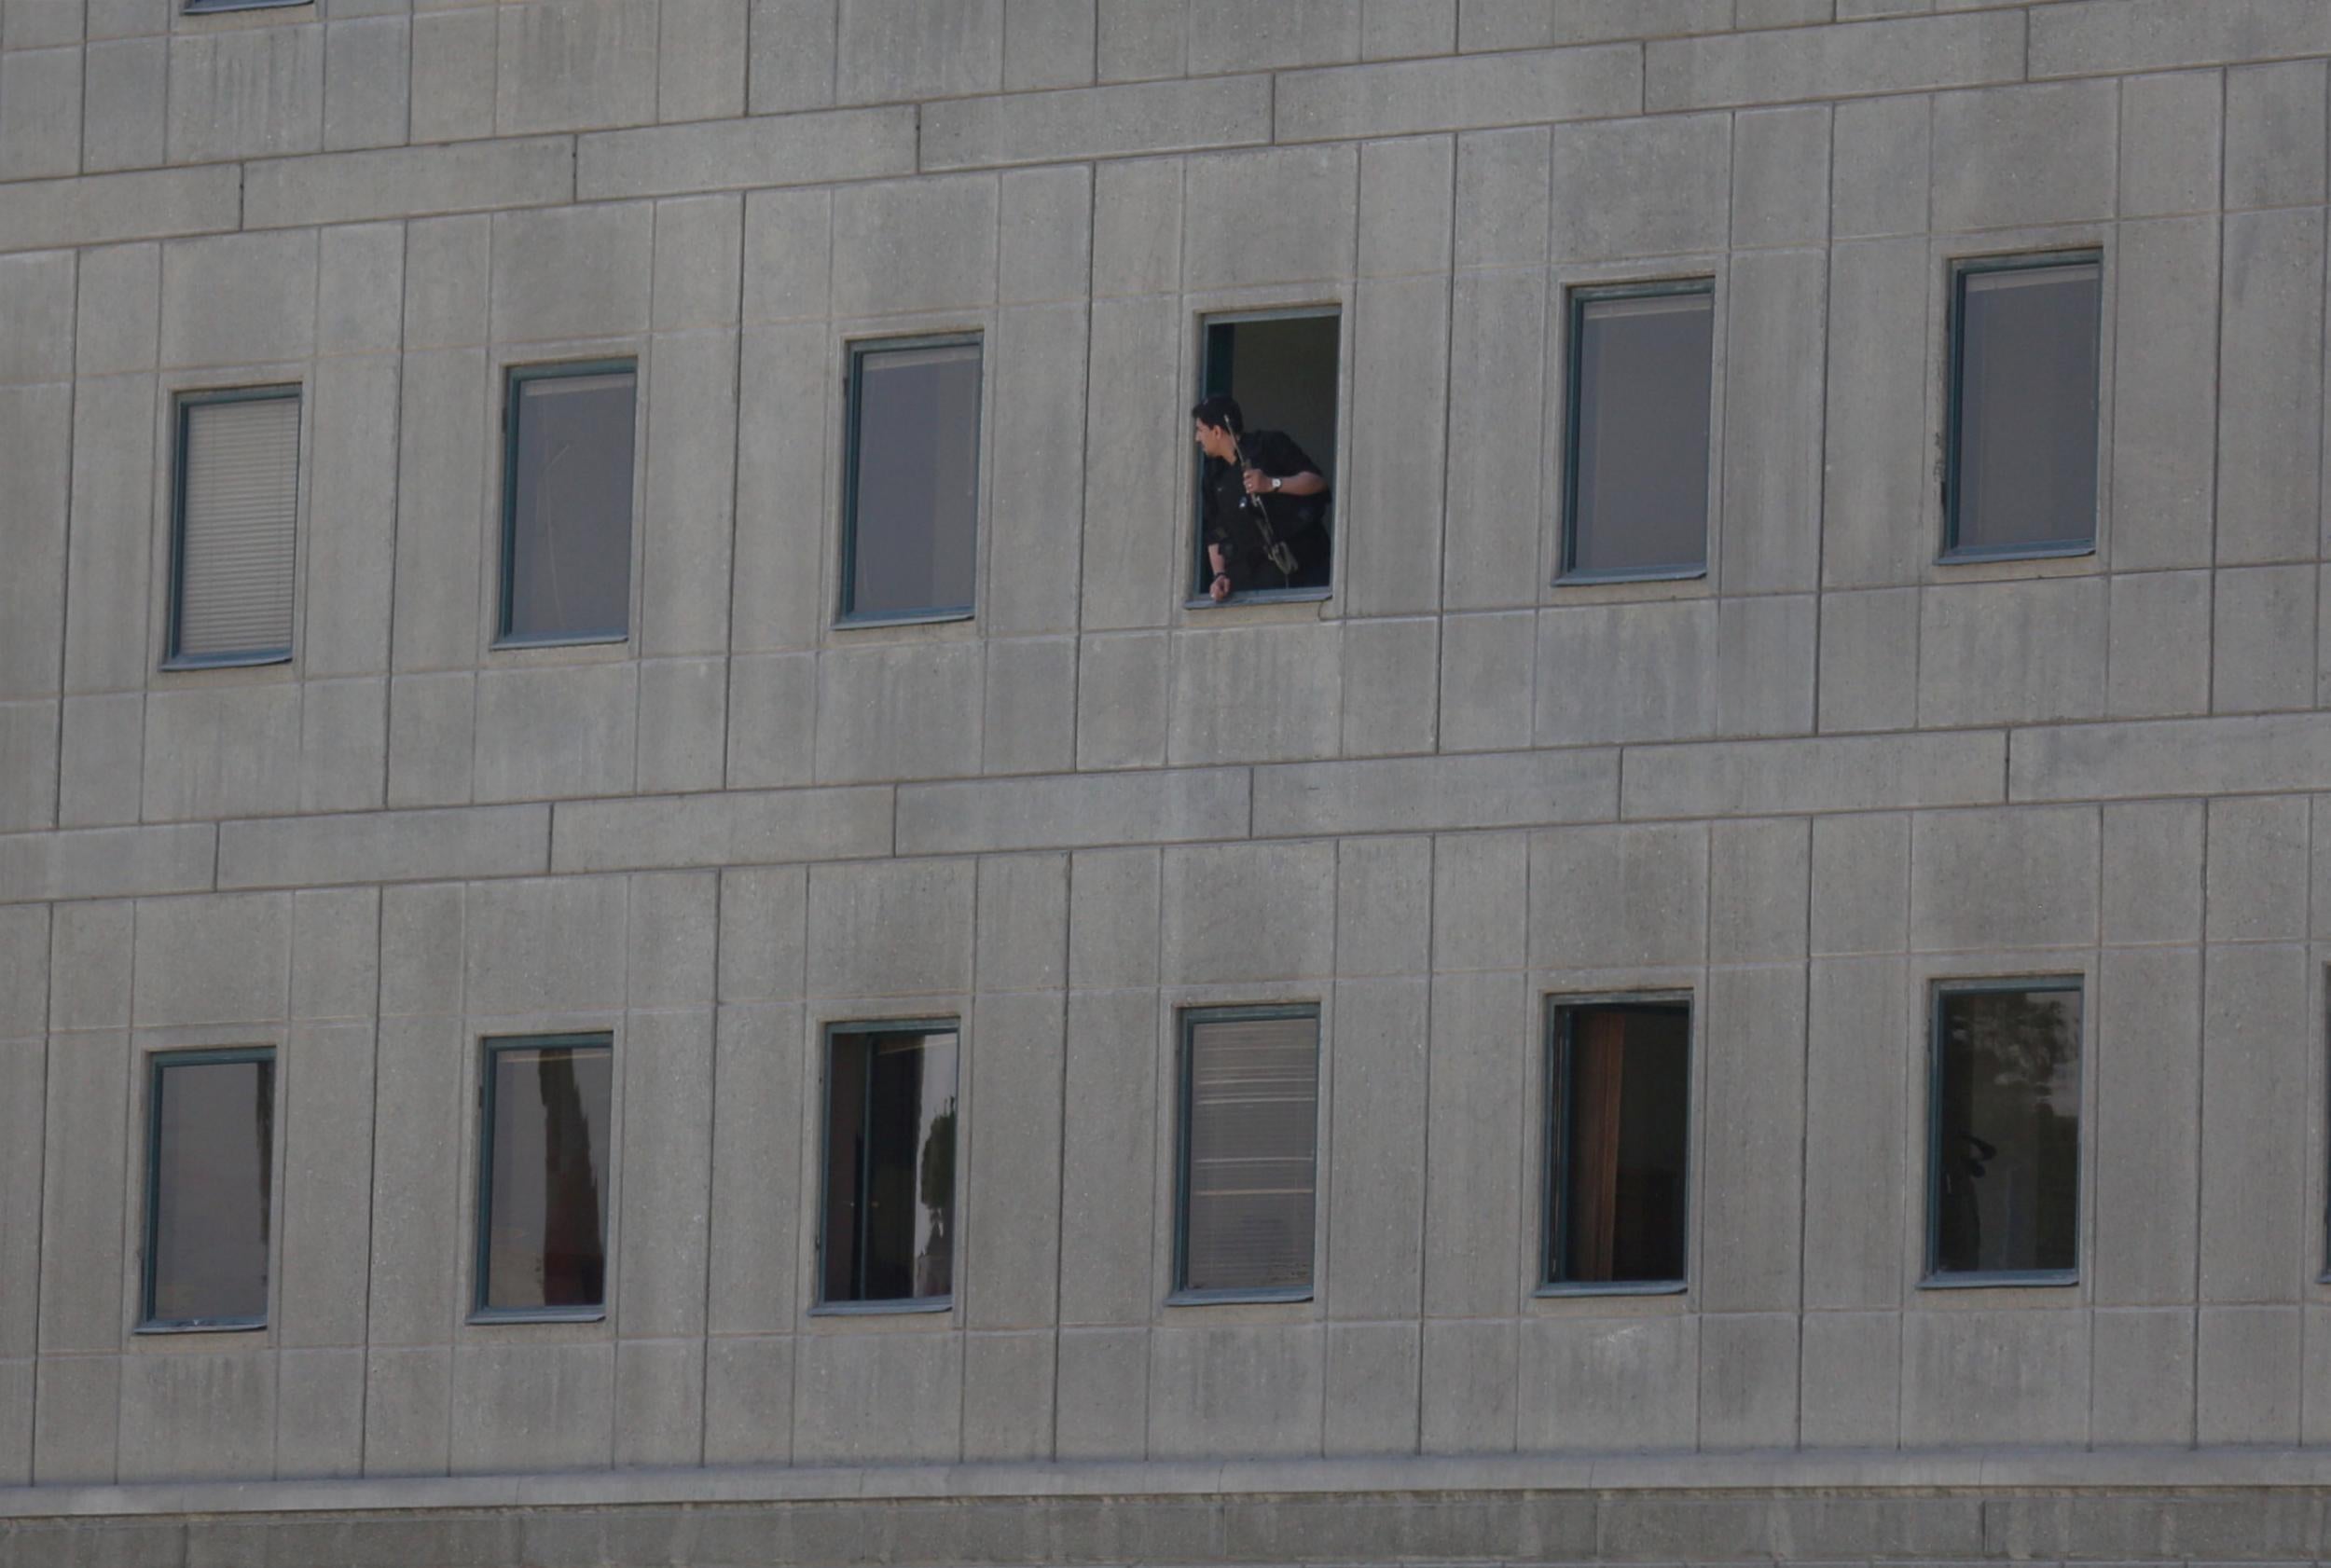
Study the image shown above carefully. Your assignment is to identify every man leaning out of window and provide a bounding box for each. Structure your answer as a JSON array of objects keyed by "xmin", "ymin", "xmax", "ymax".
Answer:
[{"xmin": 1192, "ymin": 394, "xmax": 1331, "ymax": 601}]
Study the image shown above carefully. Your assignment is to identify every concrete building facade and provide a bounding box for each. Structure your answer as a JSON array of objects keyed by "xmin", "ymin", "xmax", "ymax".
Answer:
[{"xmin": 6, "ymin": 0, "xmax": 2331, "ymax": 1561}]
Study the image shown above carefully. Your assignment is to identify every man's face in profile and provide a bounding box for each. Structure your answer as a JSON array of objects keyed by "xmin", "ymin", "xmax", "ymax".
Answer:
[{"xmin": 1193, "ymin": 420, "xmax": 1236, "ymax": 462}]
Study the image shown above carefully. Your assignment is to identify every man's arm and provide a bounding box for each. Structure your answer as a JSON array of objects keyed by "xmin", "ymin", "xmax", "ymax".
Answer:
[{"xmin": 1242, "ymin": 467, "xmax": 1324, "ymax": 497}]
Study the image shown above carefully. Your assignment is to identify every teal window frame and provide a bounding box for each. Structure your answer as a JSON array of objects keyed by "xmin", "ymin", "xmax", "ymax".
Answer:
[
  {"xmin": 1538, "ymin": 996, "xmax": 1691, "ymax": 1298},
  {"xmin": 812, "ymin": 1017, "xmax": 959, "ymax": 1315},
  {"xmin": 1558, "ymin": 278, "xmax": 1715, "ymax": 585},
  {"xmin": 495, "ymin": 358, "xmax": 638, "ymax": 649},
  {"xmin": 1169, "ymin": 1002, "xmax": 1320, "ymax": 1306},
  {"xmin": 1941, "ymin": 251, "xmax": 2103, "ymax": 562},
  {"xmin": 165, "ymin": 384, "xmax": 301, "ymax": 670},
  {"xmin": 1187, "ymin": 306, "xmax": 1340, "ymax": 608},
  {"xmin": 1923, "ymin": 977, "xmax": 2084, "ymax": 1288},
  {"xmin": 471, "ymin": 1032, "xmax": 614, "ymax": 1324},
  {"xmin": 837, "ymin": 334, "xmax": 983, "ymax": 627},
  {"xmin": 139, "ymin": 1046, "xmax": 276, "ymax": 1333}
]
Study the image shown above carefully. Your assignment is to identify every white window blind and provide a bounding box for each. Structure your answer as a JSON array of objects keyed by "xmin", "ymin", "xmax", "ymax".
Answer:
[
  {"xmin": 176, "ymin": 393, "xmax": 299, "ymax": 661},
  {"xmin": 1181, "ymin": 1013, "xmax": 1317, "ymax": 1294}
]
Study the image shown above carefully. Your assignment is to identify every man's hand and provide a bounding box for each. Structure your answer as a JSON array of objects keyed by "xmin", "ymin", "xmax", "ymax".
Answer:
[
  {"xmin": 1241, "ymin": 466, "xmax": 1273, "ymax": 495},
  {"xmin": 1209, "ymin": 571, "xmax": 1233, "ymax": 601}
]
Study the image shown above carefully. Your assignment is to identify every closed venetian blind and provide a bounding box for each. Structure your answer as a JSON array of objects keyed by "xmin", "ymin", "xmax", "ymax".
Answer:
[
  {"xmin": 1182, "ymin": 1013, "xmax": 1317, "ymax": 1293},
  {"xmin": 176, "ymin": 393, "xmax": 299, "ymax": 660}
]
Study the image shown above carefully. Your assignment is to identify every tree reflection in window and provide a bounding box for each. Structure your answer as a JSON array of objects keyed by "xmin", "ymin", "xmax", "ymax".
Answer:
[{"xmin": 1932, "ymin": 984, "xmax": 2081, "ymax": 1278}]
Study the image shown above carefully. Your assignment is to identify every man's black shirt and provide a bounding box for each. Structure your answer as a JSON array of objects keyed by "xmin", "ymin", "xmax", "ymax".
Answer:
[{"xmin": 1199, "ymin": 429, "xmax": 1331, "ymax": 593}]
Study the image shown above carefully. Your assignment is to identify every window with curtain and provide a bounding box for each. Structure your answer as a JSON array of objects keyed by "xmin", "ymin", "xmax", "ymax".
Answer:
[
  {"xmin": 1545, "ymin": 1000, "xmax": 1690, "ymax": 1289},
  {"xmin": 821, "ymin": 1023, "xmax": 959, "ymax": 1307},
  {"xmin": 1929, "ymin": 983, "xmax": 2082, "ymax": 1281},
  {"xmin": 144, "ymin": 1049, "xmax": 275, "ymax": 1328},
  {"xmin": 1562, "ymin": 282, "xmax": 1713, "ymax": 581},
  {"xmin": 1945, "ymin": 255, "xmax": 2102, "ymax": 557},
  {"xmin": 1177, "ymin": 1008, "xmax": 1318, "ymax": 1299},
  {"xmin": 842, "ymin": 337, "xmax": 983, "ymax": 622},
  {"xmin": 476, "ymin": 1036, "xmax": 614, "ymax": 1317},
  {"xmin": 170, "ymin": 388, "xmax": 300, "ymax": 667},
  {"xmin": 500, "ymin": 363, "xmax": 637, "ymax": 644}
]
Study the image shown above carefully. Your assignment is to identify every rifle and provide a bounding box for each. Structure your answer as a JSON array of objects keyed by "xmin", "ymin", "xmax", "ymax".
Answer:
[{"xmin": 1229, "ymin": 433, "xmax": 1301, "ymax": 584}]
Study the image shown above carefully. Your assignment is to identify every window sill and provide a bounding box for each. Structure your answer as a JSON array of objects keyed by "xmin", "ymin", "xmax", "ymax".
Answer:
[
  {"xmin": 1534, "ymin": 1278, "xmax": 1690, "ymax": 1299},
  {"xmin": 1917, "ymin": 1270, "xmax": 2077, "ymax": 1290},
  {"xmin": 809, "ymin": 1296, "xmax": 954, "ymax": 1317},
  {"xmin": 466, "ymin": 1305, "xmax": 607, "ymax": 1325},
  {"xmin": 1182, "ymin": 588, "xmax": 1332, "ymax": 611},
  {"xmin": 159, "ymin": 649, "xmax": 292, "ymax": 672},
  {"xmin": 186, "ymin": 0, "xmax": 309, "ymax": 10},
  {"xmin": 490, "ymin": 632, "xmax": 630, "ymax": 652},
  {"xmin": 1553, "ymin": 565, "xmax": 1707, "ymax": 587},
  {"xmin": 834, "ymin": 608, "xmax": 975, "ymax": 630},
  {"xmin": 1937, "ymin": 541, "xmax": 2095, "ymax": 566},
  {"xmin": 1165, "ymin": 1286, "xmax": 1313, "ymax": 1307},
  {"xmin": 134, "ymin": 1317, "xmax": 267, "ymax": 1334}
]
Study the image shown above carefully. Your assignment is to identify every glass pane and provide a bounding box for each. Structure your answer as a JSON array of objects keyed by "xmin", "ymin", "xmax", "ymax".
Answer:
[
  {"xmin": 505, "ymin": 370, "xmax": 636, "ymax": 640},
  {"xmin": 823, "ymin": 1029, "xmax": 958, "ymax": 1302},
  {"xmin": 1954, "ymin": 263, "xmax": 2101, "ymax": 552},
  {"xmin": 178, "ymin": 395, "xmax": 299, "ymax": 660},
  {"xmin": 1934, "ymin": 987, "xmax": 2082, "ymax": 1275},
  {"xmin": 1182, "ymin": 1014, "xmax": 1317, "ymax": 1294},
  {"xmin": 149, "ymin": 1055, "xmax": 273, "ymax": 1323},
  {"xmin": 849, "ymin": 343, "xmax": 982, "ymax": 616},
  {"xmin": 1553, "ymin": 1006, "xmax": 1688, "ymax": 1286},
  {"xmin": 1569, "ymin": 291, "xmax": 1713, "ymax": 576},
  {"xmin": 483, "ymin": 1041, "xmax": 613, "ymax": 1311}
]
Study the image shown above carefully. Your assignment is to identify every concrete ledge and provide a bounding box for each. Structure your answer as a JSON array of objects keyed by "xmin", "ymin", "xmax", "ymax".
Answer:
[
  {"xmin": 2010, "ymin": 711, "xmax": 2331, "ymax": 802},
  {"xmin": 214, "ymin": 804, "xmax": 550, "ymax": 889},
  {"xmin": 0, "ymin": 823, "xmax": 215, "ymax": 903},
  {"xmin": 922, "ymin": 76, "xmax": 1271, "ymax": 172},
  {"xmin": 1252, "ymin": 750, "xmax": 1619, "ymax": 837},
  {"xmin": 2030, "ymin": 0, "xmax": 2331, "ymax": 78},
  {"xmin": 549, "ymin": 787, "xmax": 895, "ymax": 872},
  {"xmin": 1275, "ymin": 44, "xmax": 1641, "ymax": 143},
  {"xmin": 894, "ymin": 768, "xmax": 1251, "ymax": 855},
  {"xmin": 241, "ymin": 137, "xmax": 575, "ymax": 230},
  {"xmin": 0, "ymin": 166, "xmax": 240, "ymax": 255},
  {"xmin": 576, "ymin": 106, "xmax": 917, "ymax": 200},
  {"xmin": 1621, "ymin": 731, "xmax": 2007, "ymax": 818},
  {"xmin": 1645, "ymin": 12, "xmax": 2027, "ymax": 111}
]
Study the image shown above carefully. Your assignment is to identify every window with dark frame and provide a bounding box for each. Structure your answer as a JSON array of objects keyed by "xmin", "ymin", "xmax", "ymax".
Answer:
[
  {"xmin": 168, "ymin": 386, "xmax": 300, "ymax": 668},
  {"xmin": 1175, "ymin": 1007, "xmax": 1319, "ymax": 1300},
  {"xmin": 1192, "ymin": 310, "xmax": 1339, "ymax": 601},
  {"xmin": 1561, "ymin": 282, "xmax": 1714, "ymax": 582},
  {"xmin": 499, "ymin": 362, "xmax": 637, "ymax": 645},
  {"xmin": 1928, "ymin": 982, "xmax": 2082, "ymax": 1283},
  {"xmin": 841, "ymin": 337, "xmax": 983, "ymax": 624},
  {"xmin": 1543, "ymin": 999, "xmax": 1690, "ymax": 1291},
  {"xmin": 475, "ymin": 1035, "xmax": 614, "ymax": 1318},
  {"xmin": 143, "ymin": 1049, "xmax": 275, "ymax": 1330},
  {"xmin": 185, "ymin": 0, "xmax": 307, "ymax": 11},
  {"xmin": 1944, "ymin": 254, "xmax": 2102, "ymax": 558},
  {"xmin": 820, "ymin": 1022, "xmax": 959, "ymax": 1308}
]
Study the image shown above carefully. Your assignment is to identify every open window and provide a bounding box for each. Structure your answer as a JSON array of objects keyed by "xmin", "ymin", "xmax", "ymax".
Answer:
[
  {"xmin": 819, "ymin": 1021, "xmax": 959, "ymax": 1311},
  {"xmin": 1192, "ymin": 311, "xmax": 1338, "ymax": 603},
  {"xmin": 1543, "ymin": 997, "xmax": 1690, "ymax": 1293}
]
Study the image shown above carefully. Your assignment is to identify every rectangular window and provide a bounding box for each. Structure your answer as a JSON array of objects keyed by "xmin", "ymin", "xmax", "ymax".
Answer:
[
  {"xmin": 820, "ymin": 1022, "xmax": 959, "ymax": 1308},
  {"xmin": 143, "ymin": 1049, "xmax": 274, "ymax": 1329},
  {"xmin": 185, "ymin": 0, "xmax": 306, "ymax": 11},
  {"xmin": 499, "ymin": 362, "xmax": 637, "ymax": 645},
  {"xmin": 1543, "ymin": 999, "xmax": 1690, "ymax": 1291},
  {"xmin": 1175, "ymin": 1006, "xmax": 1318, "ymax": 1300},
  {"xmin": 1562, "ymin": 282, "xmax": 1713, "ymax": 581},
  {"xmin": 1929, "ymin": 982, "xmax": 2082, "ymax": 1283},
  {"xmin": 1193, "ymin": 311, "xmax": 1339, "ymax": 601},
  {"xmin": 841, "ymin": 337, "xmax": 982, "ymax": 623},
  {"xmin": 476, "ymin": 1035, "xmax": 613, "ymax": 1318},
  {"xmin": 1945, "ymin": 254, "xmax": 2102, "ymax": 557},
  {"xmin": 168, "ymin": 386, "xmax": 300, "ymax": 668}
]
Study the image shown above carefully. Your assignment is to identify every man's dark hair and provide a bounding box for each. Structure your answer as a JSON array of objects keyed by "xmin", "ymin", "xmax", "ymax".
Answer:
[{"xmin": 1190, "ymin": 394, "xmax": 1244, "ymax": 436}]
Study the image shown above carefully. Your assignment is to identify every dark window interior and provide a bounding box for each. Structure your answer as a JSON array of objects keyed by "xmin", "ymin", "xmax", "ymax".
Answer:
[
  {"xmin": 845, "ymin": 339, "xmax": 982, "ymax": 620},
  {"xmin": 822, "ymin": 1026, "xmax": 959, "ymax": 1304},
  {"xmin": 479, "ymin": 1038, "xmax": 613, "ymax": 1314},
  {"xmin": 1193, "ymin": 313, "xmax": 1339, "ymax": 598},
  {"xmin": 502, "ymin": 365, "xmax": 637, "ymax": 643},
  {"xmin": 1547, "ymin": 1001, "xmax": 1689, "ymax": 1287},
  {"xmin": 1948, "ymin": 258, "xmax": 2102, "ymax": 556},
  {"xmin": 1565, "ymin": 284, "xmax": 1714, "ymax": 579},
  {"xmin": 145, "ymin": 1052, "xmax": 274, "ymax": 1326},
  {"xmin": 1931, "ymin": 985, "xmax": 2081, "ymax": 1278},
  {"xmin": 1179, "ymin": 1010, "xmax": 1318, "ymax": 1296}
]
